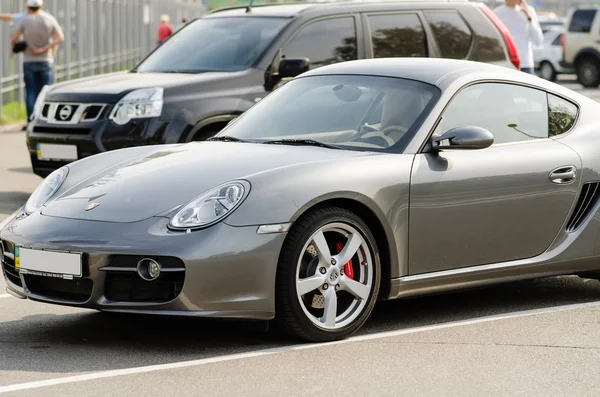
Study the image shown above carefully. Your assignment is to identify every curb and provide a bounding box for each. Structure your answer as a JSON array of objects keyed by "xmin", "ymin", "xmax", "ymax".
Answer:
[{"xmin": 0, "ymin": 123, "xmax": 25, "ymax": 134}]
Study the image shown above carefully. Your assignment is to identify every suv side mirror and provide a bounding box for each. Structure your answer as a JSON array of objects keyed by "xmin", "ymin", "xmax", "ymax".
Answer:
[
  {"xmin": 432, "ymin": 126, "xmax": 494, "ymax": 150},
  {"xmin": 278, "ymin": 58, "xmax": 310, "ymax": 79}
]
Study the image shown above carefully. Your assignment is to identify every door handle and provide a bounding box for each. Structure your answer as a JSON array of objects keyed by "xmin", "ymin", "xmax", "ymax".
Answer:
[{"xmin": 549, "ymin": 166, "xmax": 576, "ymax": 184}]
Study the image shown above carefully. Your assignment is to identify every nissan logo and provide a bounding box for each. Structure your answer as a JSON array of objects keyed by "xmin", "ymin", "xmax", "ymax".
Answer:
[{"xmin": 59, "ymin": 105, "xmax": 73, "ymax": 121}]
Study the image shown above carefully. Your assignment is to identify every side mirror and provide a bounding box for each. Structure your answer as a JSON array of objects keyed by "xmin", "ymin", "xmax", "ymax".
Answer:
[
  {"xmin": 432, "ymin": 126, "xmax": 494, "ymax": 151},
  {"xmin": 278, "ymin": 58, "xmax": 310, "ymax": 79}
]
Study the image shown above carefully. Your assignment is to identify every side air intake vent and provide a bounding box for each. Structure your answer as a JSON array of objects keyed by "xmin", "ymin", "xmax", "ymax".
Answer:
[{"xmin": 566, "ymin": 182, "xmax": 600, "ymax": 232}]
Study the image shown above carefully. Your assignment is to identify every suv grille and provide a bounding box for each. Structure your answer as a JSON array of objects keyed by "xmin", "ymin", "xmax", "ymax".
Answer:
[
  {"xmin": 33, "ymin": 126, "xmax": 91, "ymax": 135},
  {"xmin": 40, "ymin": 102, "xmax": 106, "ymax": 124}
]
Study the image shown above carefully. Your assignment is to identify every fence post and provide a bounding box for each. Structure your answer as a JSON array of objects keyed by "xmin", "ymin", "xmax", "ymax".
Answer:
[
  {"xmin": 0, "ymin": 0, "xmax": 205, "ymax": 124},
  {"xmin": 66, "ymin": 0, "xmax": 73, "ymax": 81}
]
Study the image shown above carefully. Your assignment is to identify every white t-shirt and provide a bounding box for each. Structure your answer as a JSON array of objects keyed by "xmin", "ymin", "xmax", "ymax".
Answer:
[{"xmin": 494, "ymin": 5, "xmax": 544, "ymax": 69}]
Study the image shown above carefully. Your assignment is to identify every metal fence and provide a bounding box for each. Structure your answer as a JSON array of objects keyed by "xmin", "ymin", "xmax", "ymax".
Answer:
[{"xmin": 0, "ymin": 0, "xmax": 206, "ymax": 122}]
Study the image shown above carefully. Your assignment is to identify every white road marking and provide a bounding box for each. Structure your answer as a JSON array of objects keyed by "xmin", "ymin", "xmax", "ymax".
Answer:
[
  {"xmin": 1, "ymin": 300, "xmax": 600, "ymax": 394},
  {"xmin": 0, "ymin": 294, "xmax": 12, "ymax": 299}
]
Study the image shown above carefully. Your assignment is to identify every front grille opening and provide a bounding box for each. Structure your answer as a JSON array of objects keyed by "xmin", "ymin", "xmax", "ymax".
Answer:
[
  {"xmin": 109, "ymin": 255, "xmax": 185, "ymax": 270},
  {"xmin": 81, "ymin": 105, "xmax": 103, "ymax": 120},
  {"xmin": 24, "ymin": 275, "xmax": 93, "ymax": 303},
  {"xmin": 33, "ymin": 126, "xmax": 91, "ymax": 135},
  {"xmin": 105, "ymin": 272, "xmax": 184, "ymax": 303},
  {"xmin": 1, "ymin": 240, "xmax": 21, "ymax": 287},
  {"xmin": 566, "ymin": 182, "xmax": 600, "ymax": 232},
  {"xmin": 41, "ymin": 104, "xmax": 50, "ymax": 118}
]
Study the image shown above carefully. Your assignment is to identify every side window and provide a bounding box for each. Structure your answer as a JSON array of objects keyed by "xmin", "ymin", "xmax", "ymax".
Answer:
[
  {"xmin": 283, "ymin": 17, "xmax": 357, "ymax": 70},
  {"xmin": 423, "ymin": 10, "xmax": 472, "ymax": 59},
  {"xmin": 568, "ymin": 10, "xmax": 597, "ymax": 33},
  {"xmin": 441, "ymin": 83, "xmax": 549, "ymax": 145},
  {"xmin": 548, "ymin": 95, "xmax": 578, "ymax": 137},
  {"xmin": 552, "ymin": 33, "xmax": 562, "ymax": 46},
  {"xmin": 367, "ymin": 13, "xmax": 427, "ymax": 58}
]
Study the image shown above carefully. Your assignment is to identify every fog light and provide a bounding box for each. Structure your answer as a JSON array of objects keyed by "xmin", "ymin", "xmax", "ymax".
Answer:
[{"xmin": 137, "ymin": 258, "xmax": 161, "ymax": 281}]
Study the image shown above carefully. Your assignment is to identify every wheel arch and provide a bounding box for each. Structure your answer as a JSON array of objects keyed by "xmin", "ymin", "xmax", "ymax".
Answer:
[
  {"xmin": 284, "ymin": 196, "xmax": 397, "ymax": 301},
  {"xmin": 574, "ymin": 48, "xmax": 600, "ymax": 66},
  {"xmin": 183, "ymin": 114, "xmax": 242, "ymax": 142}
]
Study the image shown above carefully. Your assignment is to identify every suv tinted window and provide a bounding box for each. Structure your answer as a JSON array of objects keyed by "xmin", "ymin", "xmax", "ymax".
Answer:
[
  {"xmin": 568, "ymin": 10, "xmax": 597, "ymax": 33},
  {"xmin": 442, "ymin": 83, "xmax": 549, "ymax": 145},
  {"xmin": 548, "ymin": 95, "xmax": 578, "ymax": 137},
  {"xmin": 462, "ymin": 6, "xmax": 506, "ymax": 63},
  {"xmin": 283, "ymin": 17, "xmax": 357, "ymax": 70},
  {"xmin": 367, "ymin": 14, "xmax": 427, "ymax": 58},
  {"xmin": 136, "ymin": 17, "xmax": 289, "ymax": 73},
  {"xmin": 424, "ymin": 11, "xmax": 472, "ymax": 59}
]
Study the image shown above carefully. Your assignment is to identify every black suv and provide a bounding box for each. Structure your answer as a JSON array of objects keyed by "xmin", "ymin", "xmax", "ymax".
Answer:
[{"xmin": 27, "ymin": 0, "xmax": 518, "ymax": 177}]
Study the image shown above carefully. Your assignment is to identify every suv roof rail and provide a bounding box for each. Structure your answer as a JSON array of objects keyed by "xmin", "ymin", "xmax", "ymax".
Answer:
[{"xmin": 208, "ymin": 0, "xmax": 468, "ymax": 14}]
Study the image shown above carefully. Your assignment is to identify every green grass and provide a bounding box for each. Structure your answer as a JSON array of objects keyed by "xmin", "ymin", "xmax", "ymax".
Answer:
[{"xmin": 0, "ymin": 101, "xmax": 27, "ymax": 126}]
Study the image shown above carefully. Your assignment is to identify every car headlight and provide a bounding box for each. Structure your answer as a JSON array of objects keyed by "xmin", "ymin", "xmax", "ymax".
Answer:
[
  {"xmin": 32, "ymin": 85, "xmax": 50, "ymax": 120},
  {"xmin": 169, "ymin": 181, "xmax": 250, "ymax": 230},
  {"xmin": 109, "ymin": 87, "xmax": 164, "ymax": 126},
  {"xmin": 24, "ymin": 167, "xmax": 69, "ymax": 215}
]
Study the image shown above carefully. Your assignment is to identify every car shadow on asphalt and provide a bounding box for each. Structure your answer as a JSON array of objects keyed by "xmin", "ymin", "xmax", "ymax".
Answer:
[
  {"xmin": 1, "ymin": 275, "xmax": 600, "ymax": 375},
  {"xmin": 7, "ymin": 167, "xmax": 33, "ymax": 175},
  {"xmin": 0, "ymin": 191, "xmax": 29, "ymax": 214}
]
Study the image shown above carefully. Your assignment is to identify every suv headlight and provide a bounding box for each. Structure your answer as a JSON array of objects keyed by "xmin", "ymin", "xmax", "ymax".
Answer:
[
  {"xmin": 109, "ymin": 87, "xmax": 164, "ymax": 125},
  {"xmin": 169, "ymin": 181, "xmax": 250, "ymax": 230},
  {"xmin": 24, "ymin": 166, "xmax": 69, "ymax": 215}
]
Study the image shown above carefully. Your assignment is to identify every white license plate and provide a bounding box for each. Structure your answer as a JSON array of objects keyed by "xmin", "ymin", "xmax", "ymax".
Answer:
[
  {"xmin": 36, "ymin": 143, "xmax": 78, "ymax": 161},
  {"xmin": 15, "ymin": 247, "xmax": 82, "ymax": 278}
]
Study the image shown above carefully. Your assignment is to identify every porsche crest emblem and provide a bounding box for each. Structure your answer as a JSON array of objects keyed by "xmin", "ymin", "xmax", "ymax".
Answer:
[{"xmin": 85, "ymin": 203, "xmax": 100, "ymax": 211}]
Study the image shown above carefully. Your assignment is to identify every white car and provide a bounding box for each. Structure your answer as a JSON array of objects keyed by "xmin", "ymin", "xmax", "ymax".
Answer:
[{"xmin": 534, "ymin": 28, "xmax": 574, "ymax": 82}]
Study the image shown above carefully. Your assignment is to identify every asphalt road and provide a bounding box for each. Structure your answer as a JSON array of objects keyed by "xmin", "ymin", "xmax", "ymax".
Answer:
[{"xmin": 2, "ymin": 77, "xmax": 600, "ymax": 396}]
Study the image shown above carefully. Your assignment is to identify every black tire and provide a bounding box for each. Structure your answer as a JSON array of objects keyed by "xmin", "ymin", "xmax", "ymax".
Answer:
[
  {"xmin": 275, "ymin": 206, "xmax": 381, "ymax": 342},
  {"xmin": 539, "ymin": 61, "xmax": 557, "ymax": 82},
  {"xmin": 576, "ymin": 56, "xmax": 600, "ymax": 88}
]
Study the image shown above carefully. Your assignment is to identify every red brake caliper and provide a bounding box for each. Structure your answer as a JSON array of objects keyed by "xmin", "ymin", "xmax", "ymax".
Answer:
[{"xmin": 335, "ymin": 242, "xmax": 354, "ymax": 280}]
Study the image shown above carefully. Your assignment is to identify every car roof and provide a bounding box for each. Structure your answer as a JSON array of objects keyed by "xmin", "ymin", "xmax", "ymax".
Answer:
[
  {"xmin": 299, "ymin": 58, "xmax": 589, "ymax": 101},
  {"xmin": 206, "ymin": 0, "xmax": 469, "ymax": 18},
  {"xmin": 301, "ymin": 58, "xmax": 520, "ymax": 85}
]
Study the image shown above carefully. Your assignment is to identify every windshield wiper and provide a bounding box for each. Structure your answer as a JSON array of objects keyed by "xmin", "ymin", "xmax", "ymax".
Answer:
[
  {"xmin": 154, "ymin": 70, "xmax": 201, "ymax": 74},
  {"xmin": 262, "ymin": 139, "xmax": 345, "ymax": 150},
  {"xmin": 154, "ymin": 69, "xmax": 224, "ymax": 74},
  {"xmin": 207, "ymin": 136, "xmax": 249, "ymax": 143}
]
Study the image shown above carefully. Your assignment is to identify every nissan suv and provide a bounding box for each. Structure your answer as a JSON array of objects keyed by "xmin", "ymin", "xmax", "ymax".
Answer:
[{"xmin": 28, "ymin": 0, "xmax": 519, "ymax": 178}]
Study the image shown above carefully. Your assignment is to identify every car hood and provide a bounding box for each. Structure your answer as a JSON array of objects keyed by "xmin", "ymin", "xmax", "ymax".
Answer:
[
  {"xmin": 45, "ymin": 70, "xmax": 242, "ymax": 103},
  {"xmin": 41, "ymin": 142, "xmax": 370, "ymax": 223}
]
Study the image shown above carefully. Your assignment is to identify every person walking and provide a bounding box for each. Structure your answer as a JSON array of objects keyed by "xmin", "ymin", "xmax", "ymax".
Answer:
[
  {"xmin": 10, "ymin": 0, "xmax": 63, "ymax": 125},
  {"xmin": 157, "ymin": 14, "xmax": 174, "ymax": 46},
  {"xmin": 494, "ymin": 0, "xmax": 544, "ymax": 75}
]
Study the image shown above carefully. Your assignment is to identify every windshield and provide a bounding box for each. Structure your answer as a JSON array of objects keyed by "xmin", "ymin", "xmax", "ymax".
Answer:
[
  {"xmin": 135, "ymin": 17, "xmax": 289, "ymax": 73},
  {"xmin": 219, "ymin": 75, "xmax": 441, "ymax": 152}
]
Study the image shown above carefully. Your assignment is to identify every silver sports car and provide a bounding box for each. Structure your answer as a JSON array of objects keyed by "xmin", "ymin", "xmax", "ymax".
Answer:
[{"xmin": 2, "ymin": 58, "xmax": 598, "ymax": 342}]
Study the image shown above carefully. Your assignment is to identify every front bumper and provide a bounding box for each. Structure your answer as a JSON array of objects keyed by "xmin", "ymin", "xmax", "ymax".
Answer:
[
  {"xmin": 26, "ymin": 114, "xmax": 185, "ymax": 178},
  {"xmin": 0, "ymin": 213, "xmax": 287, "ymax": 320}
]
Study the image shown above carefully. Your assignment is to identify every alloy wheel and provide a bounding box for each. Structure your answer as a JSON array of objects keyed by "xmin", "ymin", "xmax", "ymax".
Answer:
[{"xmin": 295, "ymin": 222, "xmax": 374, "ymax": 330}]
